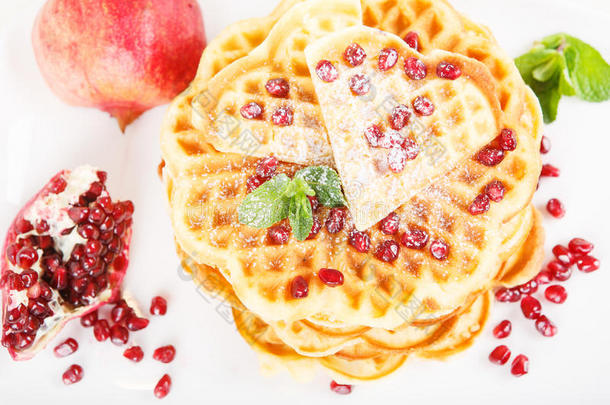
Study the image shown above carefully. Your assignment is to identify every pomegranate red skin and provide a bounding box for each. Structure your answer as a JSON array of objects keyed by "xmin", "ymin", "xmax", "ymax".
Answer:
[
  {"xmin": 32, "ymin": 0, "xmax": 206, "ymax": 132},
  {"xmin": 1, "ymin": 170, "xmax": 131, "ymax": 361}
]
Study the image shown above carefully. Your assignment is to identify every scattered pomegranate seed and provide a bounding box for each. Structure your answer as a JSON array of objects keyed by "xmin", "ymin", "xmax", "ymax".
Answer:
[
  {"xmin": 520, "ymin": 296, "xmax": 542, "ymax": 319},
  {"xmin": 343, "ymin": 43, "xmax": 366, "ymax": 66},
  {"xmin": 93, "ymin": 319, "xmax": 110, "ymax": 341},
  {"xmin": 154, "ymin": 374, "xmax": 172, "ymax": 399},
  {"xmin": 364, "ymin": 125, "xmax": 383, "ymax": 147},
  {"xmin": 540, "ymin": 135, "xmax": 551, "ymax": 154},
  {"xmin": 256, "ymin": 156, "xmax": 278, "ymax": 179},
  {"xmin": 379, "ymin": 212, "xmax": 400, "ymax": 235},
  {"xmin": 378, "ymin": 130, "xmax": 405, "ymax": 149},
  {"xmin": 307, "ymin": 196, "xmax": 320, "ymax": 212},
  {"xmin": 246, "ymin": 175, "xmax": 265, "ymax": 193},
  {"xmin": 568, "ymin": 237, "xmax": 594, "ymax": 255},
  {"xmin": 330, "ymin": 380, "xmax": 353, "ymax": 395},
  {"xmin": 535, "ymin": 269, "xmax": 553, "ymax": 286},
  {"xmin": 271, "ymin": 106, "xmax": 293, "ymax": 126},
  {"xmin": 401, "ymin": 227, "xmax": 429, "ymax": 249},
  {"xmin": 318, "ymin": 268, "xmax": 344, "ymax": 287},
  {"xmin": 545, "ymin": 285, "xmax": 567, "ymax": 304},
  {"xmin": 268, "ymin": 225, "xmax": 290, "ymax": 244},
  {"xmin": 576, "ymin": 255, "xmax": 600, "ymax": 273},
  {"xmin": 511, "ymin": 354, "xmax": 529, "ymax": 377},
  {"xmin": 110, "ymin": 324, "xmax": 129, "ymax": 346},
  {"xmin": 265, "ymin": 78, "xmax": 290, "ymax": 98},
  {"xmin": 389, "ymin": 104, "xmax": 411, "ymax": 130},
  {"xmin": 548, "ymin": 260, "xmax": 572, "ymax": 281},
  {"xmin": 412, "ymin": 96, "xmax": 434, "ymax": 116},
  {"xmin": 325, "ymin": 208, "xmax": 346, "ymax": 234},
  {"xmin": 123, "ymin": 346, "xmax": 144, "ymax": 362},
  {"xmin": 546, "ymin": 198, "xmax": 565, "ymax": 218},
  {"xmin": 239, "ymin": 102, "xmax": 264, "ymax": 120},
  {"xmin": 403, "ymin": 31, "xmax": 420, "ymax": 50},
  {"xmin": 315, "ymin": 60, "xmax": 338, "ymax": 82},
  {"xmin": 150, "ymin": 296, "xmax": 167, "ymax": 316},
  {"xmin": 111, "ymin": 302, "xmax": 131, "ymax": 323},
  {"xmin": 517, "ymin": 279, "xmax": 538, "ymax": 295},
  {"xmin": 485, "ymin": 180, "xmax": 506, "ymax": 202},
  {"xmin": 489, "ymin": 345, "xmax": 511, "ymax": 365},
  {"xmin": 493, "ymin": 320, "xmax": 512, "ymax": 339},
  {"xmin": 404, "ymin": 57, "xmax": 427, "ymax": 80},
  {"xmin": 468, "ymin": 194, "xmax": 490, "ymax": 215},
  {"xmin": 54, "ymin": 338, "xmax": 79, "ymax": 358},
  {"xmin": 436, "ymin": 61, "xmax": 461, "ymax": 79},
  {"xmin": 349, "ymin": 230, "xmax": 371, "ymax": 253},
  {"xmin": 62, "ymin": 364, "xmax": 84, "ymax": 385},
  {"xmin": 126, "ymin": 316, "xmax": 150, "ymax": 331},
  {"xmin": 477, "ymin": 147, "xmax": 505, "ymax": 166},
  {"xmin": 552, "ymin": 244, "xmax": 574, "ymax": 265},
  {"xmin": 535, "ymin": 315, "xmax": 557, "ymax": 337},
  {"xmin": 430, "ymin": 239, "xmax": 449, "ymax": 261},
  {"xmin": 540, "ymin": 163, "xmax": 560, "ymax": 177},
  {"xmin": 375, "ymin": 240, "xmax": 400, "ymax": 262},
  {"xmin": 290, "ymin": 276, "xmax": 309, "ymax": 299},
  {"xmin": 349, "ymin": 74, "xmax": 370, "ymax": 95},
  {"xmin": 378, "ymin": 48, "xmax": 398, "ymax": 71},
  {"xmin": 498, "ymin": 128, "xmax": 517, "ymax": 151},
  {"xmin": 403, "ymin": 138, "xmax": 420, "ymax": 160},
  {"xmin": 306, "ymin": 217, "xmax": 322, "ymax": 240},
  {"xmin": 153, "ymin": 345, "xmax": 176, "ymax": 363}
]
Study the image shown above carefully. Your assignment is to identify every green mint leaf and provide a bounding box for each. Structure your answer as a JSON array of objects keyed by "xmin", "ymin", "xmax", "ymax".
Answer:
[
  {"xmin": 284, "ymin": 177, "xmax": 315, "ymax": 198},
  {"xmin": 295, "ymin": 166, "xmax": 346, "ymax": 208},
  {"xmin": 238, "ymin": 174, "xmax": 290, "ymax": 228},
  {"xmin": 288, "ymin": 192, "xmax": 313, "ymax": 241},
  {"xmin": 561, "ymin": 35, "xmax": 610, "ymax": 102}
]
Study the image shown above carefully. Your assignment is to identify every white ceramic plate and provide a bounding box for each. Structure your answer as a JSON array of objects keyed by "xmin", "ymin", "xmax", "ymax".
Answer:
[{"xmin": 0, "ymin": 0, "xmax": 609, "ymax": 403}]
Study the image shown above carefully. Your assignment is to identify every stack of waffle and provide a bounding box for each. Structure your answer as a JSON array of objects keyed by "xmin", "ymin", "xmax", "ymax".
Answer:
[{"xmin": 160, "ymin": 0, "xmax": 544, "ymax": 383}]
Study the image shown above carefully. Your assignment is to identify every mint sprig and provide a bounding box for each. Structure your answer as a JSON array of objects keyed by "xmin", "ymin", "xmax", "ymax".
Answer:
[
  {"xmin": 515, "ymin": 33, "xmax": 610, "ymax": 123},
  {"xmin": 238, "ymin": 166, "xmax": 346, "ymax": 241}
]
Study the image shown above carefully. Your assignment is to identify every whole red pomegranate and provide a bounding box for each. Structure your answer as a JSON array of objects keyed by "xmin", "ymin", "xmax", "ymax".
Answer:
[
  {"xmin": 32, "ymin": 0, "xmax": 206, "ymax": 132},
  {"xmin": 1, "ymin": 166, "xmax": 133, "ymax": 360}
]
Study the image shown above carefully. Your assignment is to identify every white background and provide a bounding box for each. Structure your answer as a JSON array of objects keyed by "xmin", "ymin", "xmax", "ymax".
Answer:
[{"xmin": 1, "ymin": 0, "xmax": 609, "ymax": 403}]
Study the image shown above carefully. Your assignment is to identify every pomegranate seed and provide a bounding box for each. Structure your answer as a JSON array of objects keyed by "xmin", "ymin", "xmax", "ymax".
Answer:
[
  {"xmin": 16, "ymin": 247, "xmax": 38, "ymax": 269},
  {"xmin": 330, "ymin": 380, "xmax": 353, "ymax": 395},
  {"xmin": 111, "ymin": 303, "xmax": 131, "ymax": 323},
  {"xmin": 520, "ymin": 296, "xmax": 541, "ymax": 319},
  {"xmin": 343, "ymin": 43, "xmax": 366, "ymax": 66},
  {"xmin": 290, "ymin": 276, "xmax": 309, "ymax": 299},
  {"xmin": 477, "ymin": 147, "xmax": 505, "ymax": 166},
  {"xmin": 430, "ymin": 239, "xmax": 449, "ymax": 260},
  {"xmin": 123, "ymin": 346, "xmax": 144, "ymax": 362},
  {"xmin": 468, "ymin": 194, "xmax": 490, "ymax": 215},
  {"xmin": 8, "ymin": 272, "xmax": 25, "ymax": 291},
  {"xmin": 403, "ymin": 31, "xmax": 419, "ymax": 50},
  {"xmin": 80, "ymin": 310, "xmax": 98, "ymax": 327},
  {"xmin": 271, "ymin": 106, "xmax": 293, "ymax": 126},
  {"xmin": 387, "ymin": 147, "xmax": 406, "ymax": 173},
  {"xmin": 412, "ymin": 96, "xmax": 434, "ymax": 116},
  {"xmin": 49, "ymin": 176, "xmax": 68, "ymax": 194},
  {"xmin": 93, "ymin": 319, "xmax": 110, "ymax": 341},
  {"xmin": 498, "ymin": 128, "xmax": 517, "ymax": 151},
  {"xmin": 401, "ymin": 227, "xmax": 429, "ymax": 249},
  {"xmin": 349, "ymin": 74, "xmax": 370, "ymax": 96},
  {"xmin": 88, "ymin": 205, "xmax": 106, "ymax": 224},
  {"xmin": 364, "ymin": 124, "xmax": 383, "ymax": 147},
  {"xmin": 568, "ymin": 237, "xmax": 594, "ymax": 255},
  {"xmin": 379, "ymin": 212, "xmax": 400, "ymax": 235},
  {"xmin": 35, "ymin": 219, "xmax": 49, "ymax": 233},
  {"xmin": 349, "ymin": 230, "xmax": 371, "ymax": 253},
  {"xmin": 576, "ymin": 255, "xmax": 600, "ymax": 273},
  {"xmin": 307, "ymin": 196, "xmax": 320, "ymax": 212},
  {"xmin": 153, "ymin": 345, "xmax": 176, "ymax": 363},
  {"xmin": 268, "ymin": 225, "xmax": 290, "ymax": 244},
  {"xmin": 98, "ymin": 196, "xmax": 113, "ymax": 213},
  {"xmin": 256, "ymin": 156, "xmax": 278, "ymax": 179},
  {"xmin": 154, "ymin": 374, "xmax": 172, "ymax": 399},
  {"xmin": 62, "ymin": 364, "xmax": 84, "ymax": 385},
  {"xmin": 85, "ymin": 182, "xmax": 104, "ymax": 201},
  {"xmin": 375, "ymin": 240, "xmax": 400, "ymax": 262},
  {"xmin": 404, "ymin": 57, "xmax": 427, "ymax": 80},
  {"xmin": 535, "ymin": 269, "xmax": 553, "ymax": 285},
  {"xmin": 6, "ymin": 243, "xmax": 20, "ymax": 265},
  {"xmin": 51, "ymin": 267, "xmax": 68, "ymax": 290},
  {"xmin": 517, "ymin": 279, "xmax": 538, "ymax": 295},
  {"xmin": 545, "ymin": 285, "xmax": 567, "ymax": 304},
  {"xmin": 246, "ymin": 175, "xmax": 265, "ymax": 192},
  {"xmin": 493, "ymin": 320, "xmax": 512, "ymax": 339},
  {"xmin": 546, "ymin": 198, "xmax": 565, "ymax": 218},
  {"xmin": 318, "ymin": 268, "xmax": 344, "ymax": 287},
  {"xmin": 436, "ymin": 61, "xmax": 461, "ymax": 79},
  {"xmin": 110, "ymin": 324, "xmax": 129, "ymax": 346},
  {"xmin": 96, "ymin": 170, "xmax": 108, "ymax": 183},
  {"xmin": 325, "ymin": 208, "xmax": 346, "ymax": 234},
  {"xmin": 315, "ymin": 60, "xmax": 338, "ymax": 82},
  {"xmin": 20, "ymin": 270, "xmax": 38, "ymax": 288},
  {"xmin": 489, "ymin": 345, "xmax": 511, "ymax": 365},
  {"xmin": 67, "ymin": 207, "xmax": 89, "ymax": 224},
  {"xmin": 378, "ymin": 130, "xmax": 405, "ymax": 149},
  {"xmin": 54, "ymin": 338, "xmax": 78, "ymax": 358},
  {"xmin": 548, "ymin": 260, "xmax": 572, "ymax": 281},
  {"xmin": 378, "ymin": 48, "xmax": 398, "ymax": 71},
  {"xmin": 78, "ymin": 223, "xmax": 100, "ymax": 240},
  {"xmin": 552, "ymin": 245, "xmax": 574, "ymax": 265},
  {"xmin": 389, "ymin": 104, "xmax": 411, "ymax": 130},
  {"xmin": 403, "ymin": 138, "xmax": 420, "ymax": 160},
  {"xmin": 511, "ymin": 354, "xmax": 529, "ymax": 377},
  {"xmin": 150, "ymin": 296, "xmax": 167, "ymax": 316},
  {"xmin": 306, "ymin": 217, "xmax": 322, "ymax": 240},
  {"xmin": 240, "ymin": 102, "xmax": 263, "ymax": 120},
  {"xmin": 495, "ymin": 286, "xmax": 521, "ymax": 303},
  {"xmin": 535, "ymin": 315, "xmax": 557, "ymax": 337},
  {"xmin": 485, "ymin": 180, "xmax": 506, "ymax": 202},
  {"xmin": 541, "ymin": 163, "xmax": 560, "ymax": 177},
  {"xmin": 540, "ymin": 135, "xmax": 551, "ymax": 154},
  {"xmin": 265, "ymin": 78, "xmax": 289, "ymax": 98},
  {"xmin": 126, "ymin": 316, "xmax": 149, "ymax": 331},
  {"xmin": 15, "ymin": 218, "xmax": 34, "ymax": 234}
]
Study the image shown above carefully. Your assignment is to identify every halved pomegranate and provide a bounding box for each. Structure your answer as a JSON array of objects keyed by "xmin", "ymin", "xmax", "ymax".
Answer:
[{"xmin": 0, "ymin": 166, "xmax": 133, "ymax": 360}]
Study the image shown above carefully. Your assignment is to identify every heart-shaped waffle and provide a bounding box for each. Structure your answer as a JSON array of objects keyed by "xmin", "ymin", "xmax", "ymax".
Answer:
[
  {"xmin": 189, "ymin": 0, "xmax": 361, "ymax": 165},
  {"xmin": 305, "ymin": 26, "xmax": 502, "ymax": 230}
]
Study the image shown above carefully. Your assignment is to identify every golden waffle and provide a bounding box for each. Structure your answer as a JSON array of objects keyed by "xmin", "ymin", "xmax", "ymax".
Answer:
[{"xmin": 305, "ymin": 26, "xmax": 502, "ymax": 229}]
